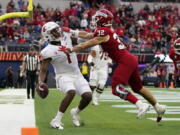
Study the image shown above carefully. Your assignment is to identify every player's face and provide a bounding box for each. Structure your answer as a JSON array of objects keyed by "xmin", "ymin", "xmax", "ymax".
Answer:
[{"xmin": 50, "ymin": 27, "xmax": 61, "ymax": 40}]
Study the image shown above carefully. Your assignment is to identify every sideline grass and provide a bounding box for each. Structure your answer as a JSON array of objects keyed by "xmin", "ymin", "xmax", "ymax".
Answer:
[{"xmin": 35, "ymin": 88, "xmax": 180, "ymax": 135}]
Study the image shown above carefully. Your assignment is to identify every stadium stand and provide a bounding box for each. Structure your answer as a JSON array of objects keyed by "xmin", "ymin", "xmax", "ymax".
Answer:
[{"xmin": 0, "ymin": 0, "xmax": 179, "ymax": 88}]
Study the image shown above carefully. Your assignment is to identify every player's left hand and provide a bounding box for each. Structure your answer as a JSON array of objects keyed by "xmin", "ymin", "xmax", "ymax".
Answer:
[{"xmin": 58, "ymin": 46, "xmax": 72, "ymax": 54}]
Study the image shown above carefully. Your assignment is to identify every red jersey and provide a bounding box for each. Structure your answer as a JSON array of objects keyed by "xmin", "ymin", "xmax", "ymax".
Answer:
[
  {"xmin": 94, "ymin": 27, "xmax": 127, "ymax": 63},
  {"xmin": 169, "ymin": 46, "xmax": 180, "ymax": 75}
]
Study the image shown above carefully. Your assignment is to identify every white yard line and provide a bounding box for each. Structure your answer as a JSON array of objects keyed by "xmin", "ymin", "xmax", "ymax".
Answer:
[{"xmin": 0, "ymin": 89, "xmax": 35, "ymax": 135}]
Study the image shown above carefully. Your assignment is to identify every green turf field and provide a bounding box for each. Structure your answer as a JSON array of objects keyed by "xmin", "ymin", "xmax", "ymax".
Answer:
[{"xmin": 35, "ymin": 88, "xmax": 180, "ymax": 135}]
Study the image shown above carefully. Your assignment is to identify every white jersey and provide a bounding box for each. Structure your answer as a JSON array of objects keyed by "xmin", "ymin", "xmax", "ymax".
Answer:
[
  {"xmin": 41, "ymin": 32, "xmax": 81, "ymax": 76},
  {"xmin": 90, "ymin": 45, "xmax": 112, "ymax": 69}
]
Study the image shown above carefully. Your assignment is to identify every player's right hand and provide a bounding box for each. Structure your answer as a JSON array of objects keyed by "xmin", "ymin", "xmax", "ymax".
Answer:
[{"xmin": 36, "ymin": 82, "xmax": 49, "ymax": 99}]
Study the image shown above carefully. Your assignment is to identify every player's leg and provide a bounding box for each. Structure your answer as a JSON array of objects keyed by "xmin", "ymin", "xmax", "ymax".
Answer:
[
  {"xmin": 26, "ymin": 72, "xmax": 31, "ymax": 99},
  {"xmin": 50, "ymin": 76, "xmax": 76, "ymax": 129},
  {"xmin": 129, "ymin": 68, "xmax": 166, "ymax": 122},
  {"xmin": 112, "ymin": 63, "xmax": 150, "ymax": 118},
  {"xmin": 89, "ymin": 69, "xmax": 99, "ymax": 105},
  {"xmin": 112, "ymin": 63, "xmax": 139, "ymax": 104},
  {"xmin": 89, "ymin": 68, "xmax": 98, "ymax": 92},
  {"xmin": 93, "ymin": 68, "xmax": 108, "ymax": 105},
  {"xmin": 71, "ymin": 75, "xmax": 92, "ymax": 126}
]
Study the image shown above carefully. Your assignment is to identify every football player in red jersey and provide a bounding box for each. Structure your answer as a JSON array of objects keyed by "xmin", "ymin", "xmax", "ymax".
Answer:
[
  {"xmin": 63, "ymin": 9, "xmax": 166, "ymax": 122},
  {"xmin": 169, "ymin": 38, "xmax": 180, "ymax": 86}
]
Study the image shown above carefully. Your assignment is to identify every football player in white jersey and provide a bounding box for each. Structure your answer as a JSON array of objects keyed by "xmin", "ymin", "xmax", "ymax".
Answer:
[
  {"xmin": 38, "ymin": 22, "xmax": 92, "ymax": 130},
  {"xmin": 88, "ymin": 45, "xmax": 112, "ymax": 105}
]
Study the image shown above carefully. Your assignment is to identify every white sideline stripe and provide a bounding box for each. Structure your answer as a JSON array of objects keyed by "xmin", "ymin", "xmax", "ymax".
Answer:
[
  {"xmin": 0, "ymin": 89, "xmax": 35, "ymax": 135},
  {"xmin": 148, "ymin": 118, "xmax": 180, "ymax": 121},
  {"xmin": 126, "ymin": 110, "xmax": 180, "ymax": 114},
  {"xmin": 112, "ymin": 104, "xmax": 180, "ymax": 109}
]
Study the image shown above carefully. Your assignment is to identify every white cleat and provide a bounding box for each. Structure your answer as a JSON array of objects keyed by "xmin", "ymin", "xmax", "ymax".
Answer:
[
  {"xmin": 155, "ymin": 104, "xmax": 166, "ymax": 122},
  {"xmin": 137, "ymin": 103, "xmax": 150, "ymax": 119},
  {"xmin": 70, "ymin": 108, "xmax": 80, "ymax": 127},
  {"xmin": 50, "ymin": 119, "xmax": 64, "ymax": 130},
  {"xmin": 92, "ymin": 97, "xmax": 99, "ymax": 106}
]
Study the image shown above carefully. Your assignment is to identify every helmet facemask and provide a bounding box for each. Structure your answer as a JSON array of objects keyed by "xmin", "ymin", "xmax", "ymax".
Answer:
[{"xmin": 49, "ymin": 27, "xmax": 62, "ymax": 41}]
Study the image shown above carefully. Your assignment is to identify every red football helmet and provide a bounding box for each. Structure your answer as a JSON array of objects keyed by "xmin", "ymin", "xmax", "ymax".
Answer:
[
  {"xmin": 92, "ymin": 9, "xmax": 114, "ymax": 28},
  {"xmin": 173, "ymin": 38, "xmax": 180, "ymax": 55}
]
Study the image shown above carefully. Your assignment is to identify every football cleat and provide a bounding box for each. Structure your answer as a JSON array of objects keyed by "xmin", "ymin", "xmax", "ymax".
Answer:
[
  {"xmin": 92, "ymin": 94, "xmax": 99, "ymax": 106},
  {"xmin": 50, "ymin": 119, "xmax": 64, "ymax": 130},
  {"xmin": 70, "ymin": 108, "xmax": 80, "ymax": 127},
  {"xmin": 155, "ymin": 104, "xmax": 166, "ymax": 122},
  {"xmin": 137, "ymin": 103, "xmax": 150, "ymax": 119}
]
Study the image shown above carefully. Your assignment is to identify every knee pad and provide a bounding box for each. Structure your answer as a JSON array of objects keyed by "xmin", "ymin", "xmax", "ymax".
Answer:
[
  {"xmin": 96, "ymin": 83, "xmax": 105, "ymax": 93},
  {"xmin": 115, "ymin": 84, "xmax": 130, "ymax": 100}
]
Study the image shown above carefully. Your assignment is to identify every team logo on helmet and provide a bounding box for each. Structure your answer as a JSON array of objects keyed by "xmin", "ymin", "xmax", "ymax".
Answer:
[{"xmin": 93, "ymin": 9, "xmax": 114, "ymax": 28}]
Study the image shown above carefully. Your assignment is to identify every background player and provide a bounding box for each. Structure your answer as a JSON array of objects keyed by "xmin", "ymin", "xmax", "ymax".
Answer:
[
  {"xmin": 169, "ymin": 38, "xmax": 180, "ymax": 87},
  {"xmin": 63, "ymin": 9, "xmax": 166, "ymax": 122},
  {"xmin": 38, "ymin": 22, "xmax": 92, "ymax": 129},
  {"xmin": 87, "ymin": 45, "xmax": 112, "ymax": 105}
]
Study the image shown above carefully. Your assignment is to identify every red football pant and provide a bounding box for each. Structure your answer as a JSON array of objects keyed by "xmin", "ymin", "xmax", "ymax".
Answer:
[{"xmin": 112, "ymin": 52, "xmax": 143, "ymax": 97}]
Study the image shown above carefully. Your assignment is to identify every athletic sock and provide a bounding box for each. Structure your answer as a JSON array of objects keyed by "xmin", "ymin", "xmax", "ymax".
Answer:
[
  {"xmin": 153, "ymin": 103, "xmax": 160, "ymax": 112},
  {"xmin": 95, "ymin": 91, "xmax": 101, "ymax": 99},
  {"xmin": 135, "ymin": 100, "xmax": 144, "ymax": 109},
  {"xmin": 74, "ymin": 107, "xmax": 81, "ymax": 114},
  {"xmin": 55, "ymin": 111, "xmax": 64, "ymax": 121}
]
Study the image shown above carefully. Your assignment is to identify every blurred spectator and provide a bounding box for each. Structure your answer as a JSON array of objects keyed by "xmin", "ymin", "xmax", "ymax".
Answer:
[
  {"xmin": 156, "ymin": 63, "xmax": 167, "ymax": 88},
  {"xmin": 5, "ymin": 65, "xmax": 14, "ymax": 89},
  {"xmin": 17, "ymin": 65, "xmax": 25, "ymax": 88},
  {"xmin": 80, "ymin": 15, "xmax": 88, "ymax": 29},
  {"xmin": 0, "ymin": 0, "xmax": 179, "ymax": 54},
  {"xmin": 166, "ymin": 64, "xmax": 175, "ymax": 88}
]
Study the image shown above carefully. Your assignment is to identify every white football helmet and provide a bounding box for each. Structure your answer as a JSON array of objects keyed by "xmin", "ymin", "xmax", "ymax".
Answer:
[{"xmin": 41, "ymin": 22, "xmax": 62, "ymax": 42}]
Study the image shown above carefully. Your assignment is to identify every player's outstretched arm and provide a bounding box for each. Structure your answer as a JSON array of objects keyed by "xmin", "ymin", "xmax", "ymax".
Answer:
[
  {"xmin": 70, "ymin": 35, "xmax": 109, "ymax": 53},
  {"xmin": 63, "ymin": 27, "xmax": 94, "ymax": 39},
  {"xmin": 78, "ymin": 31, "xmax": 94, "ymax": 39},
  {"xmin": 38, "ymin": 58, "xmax": 51, "ymax": 84}
]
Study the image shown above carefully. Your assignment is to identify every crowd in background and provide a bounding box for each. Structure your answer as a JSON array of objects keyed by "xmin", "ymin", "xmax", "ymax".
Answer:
[
  {"xmin": 0, "ymin": 0, "xmax": 179, "ymax": 54},
  {"xmin": 121, "ymin": 0, "xmax": 179, "ymax": 2}
]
